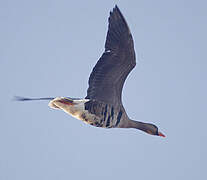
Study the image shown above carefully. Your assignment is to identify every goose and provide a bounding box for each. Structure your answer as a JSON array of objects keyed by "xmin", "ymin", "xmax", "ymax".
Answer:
[{"xmin": 16, "ymin": 5, "xmax": 165, "ymax": 137}]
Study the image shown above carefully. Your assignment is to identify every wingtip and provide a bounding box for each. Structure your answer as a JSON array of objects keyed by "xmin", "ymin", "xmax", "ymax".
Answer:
[
  {"xmin": 113, "ymin": 5, "xmax": 120, "ymax": 13},
  {"xmin": 13, "ymin": 96, "xmax": 28, "ymax": 101}
]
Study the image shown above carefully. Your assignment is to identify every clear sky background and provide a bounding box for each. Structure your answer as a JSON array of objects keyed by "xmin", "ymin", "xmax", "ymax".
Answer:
[{"xmin": 1, "ymin": 0, "xmax": 207, "ymax": 179}]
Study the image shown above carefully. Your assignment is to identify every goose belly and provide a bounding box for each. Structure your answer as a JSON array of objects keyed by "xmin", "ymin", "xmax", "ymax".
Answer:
[
  {"xmin": 66, "ymin": 103, "xmax": 103, "ymax": 127},
  {"xmin": 67, "ymin": 104, "xmax": 93, "ymax": 121},
  {"xmin": 49, "ymin": 98, "xmax": 102, "ymax": 127}
]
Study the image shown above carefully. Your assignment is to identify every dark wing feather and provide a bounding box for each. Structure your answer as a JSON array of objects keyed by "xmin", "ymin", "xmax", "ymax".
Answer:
[{"xmin": 86, "ymin": 5, "xmax": 136, "ymax": 105}]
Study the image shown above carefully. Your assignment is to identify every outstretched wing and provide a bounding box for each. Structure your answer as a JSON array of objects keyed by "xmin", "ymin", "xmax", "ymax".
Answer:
[{"xmin": 86, "ymin": 5, "xmax": 136, "ymax": 105}]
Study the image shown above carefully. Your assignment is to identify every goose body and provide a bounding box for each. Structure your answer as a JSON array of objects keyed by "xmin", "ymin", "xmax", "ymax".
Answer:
[
  {"xmin": 49, "ymin": 97, "xmax": 127, "ymax": 128},
  {"xmin": 16, "ymin": 6, "xmax": 165, "ymax": 137}
]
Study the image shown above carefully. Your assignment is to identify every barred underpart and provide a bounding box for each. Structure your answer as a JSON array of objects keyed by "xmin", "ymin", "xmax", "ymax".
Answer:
[{"xmin": 84, "ymin": 100, "xmax": 123, "ymax": 128}]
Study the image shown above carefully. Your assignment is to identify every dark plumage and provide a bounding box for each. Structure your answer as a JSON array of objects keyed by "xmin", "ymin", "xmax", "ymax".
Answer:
[
  {"xmin": 15, "ymin": 5, "xmax": 165, "ymax": 137},
  {"xmin": 86, "ymin": 6, "xmax": 136, "ymax": 105}
]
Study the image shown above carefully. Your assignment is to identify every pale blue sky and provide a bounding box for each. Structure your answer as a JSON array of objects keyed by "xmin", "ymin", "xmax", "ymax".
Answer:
[{"xmin": 1, "ymin": 0, "xmax": 207, "ymax": 179}]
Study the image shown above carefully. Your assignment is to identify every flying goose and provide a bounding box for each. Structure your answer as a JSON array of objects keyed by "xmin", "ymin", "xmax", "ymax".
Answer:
[{"xmin": 16, "ymin": 5, "xmax": 165, "ymax": 137}]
